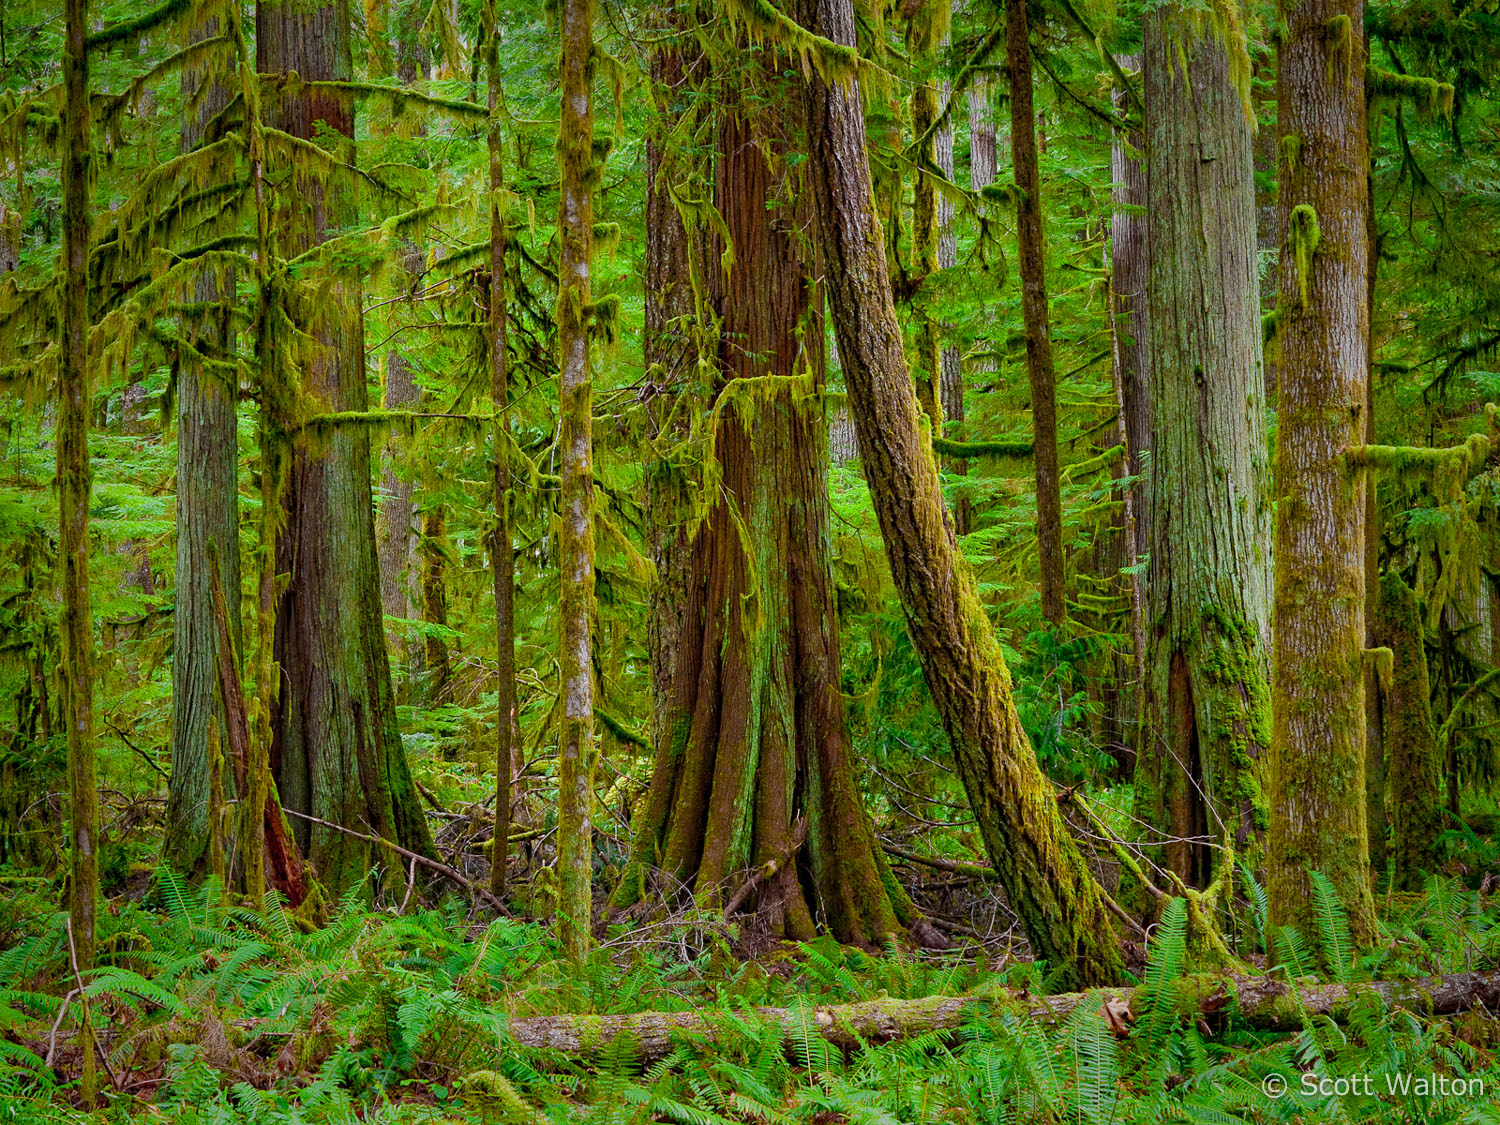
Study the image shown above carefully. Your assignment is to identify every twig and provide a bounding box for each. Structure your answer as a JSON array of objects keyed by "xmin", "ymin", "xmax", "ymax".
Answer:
[
  {"xmin": 44, "ymin": 987, "xmax": 81, "ymax": 1067},
  {"xmin": 66, "ymin": 917, "xmax": 121, "ymax": 1093},
  {"xmin": 280, "ymin": 808, "xmax": 510, "ymax": 914},
  {"xmin": 723, "ymin": 817, "xmax": 808, "ymax": 920}
]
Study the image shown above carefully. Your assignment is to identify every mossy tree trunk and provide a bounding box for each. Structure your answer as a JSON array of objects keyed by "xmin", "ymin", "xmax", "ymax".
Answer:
[
  {"xmin": 259, "ymin": 0, "xmax": 435, "ymax": 900},
  {"xmin": 641, "ymin": 31, "xmax": 699, "ymax": 764},
  {"xmin": 61, "ymin": 0, "xmax": 99, "ymax": 1102},
  {"xmin": 374, "ymin": 281, "xmax": 421, "ymax": 699},
  {"xmin": 1373, "ymin": 571, "xmax": 1442, "ymax": 890},
  {"xmin": 1107, "ymin": 53, "xmax": 1147, "ymax": 770},
  {"xmin": 614, "ymin": 97, "xmax": 937, "ymax": 948},
  {"xmin": 1267, "ymin": 0, "xmax": 1378, "ymax": 945},
  {"xmin": 419, "ymin": 506, "xmax": 452, "ymax": 704},
  {"xmin": 555, "ymin": 0, "xmax": 598, "ymax": 964},
  {"xmin": 1134, "ymin": 8, "xmax": 1272, "ymax": 892},
  {"xmin": 794, "ymin": 0, "xmax": 1122, "ymax": 988},
  {"xmin": 909, "ymin": 1, "xmax": 945, "ymax": 431},
  {"xmin": 484, "ymin": 0, "xmax": 516, "ymax": 899},
  {"xmin": 167, "ymin": 7, "xmax": 241, "ymax": 878},
  {"xmin": 1006, "ymin": 0, "xmax": 1064, "ymax": 627}
]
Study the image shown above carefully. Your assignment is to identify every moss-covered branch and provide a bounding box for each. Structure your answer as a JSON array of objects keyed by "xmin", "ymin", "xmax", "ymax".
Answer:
[{"xmin": 931, "ymin": 435, "xmax": 1033, "ymax": 459}]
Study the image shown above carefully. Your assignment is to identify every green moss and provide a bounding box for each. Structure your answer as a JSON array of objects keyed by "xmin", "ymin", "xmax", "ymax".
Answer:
[
  {"xmin": 1367, "ymin": 66, "xmax": 1455, "ymax": 120},
  {"xmin": 1325, "ymin": 14, "xmax": 1353, "ymax": 87},
  {"xmin": 1287, "ymin": 204, "xmax": 1321, "ymax": 313}
]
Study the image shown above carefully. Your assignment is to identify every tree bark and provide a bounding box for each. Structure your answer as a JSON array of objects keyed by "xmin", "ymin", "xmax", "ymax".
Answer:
[
  {"xmin": 614, "ymin": 94, "xmax": 935, "ymax": 949},
  {"xmin": 793, "ymin": 0, "xmax": 1122, "ymax": 988},
  {"xmin": 61, "ymin": 0, "xmax": 98, "ymax": 1103},
  {"xmin": 167, "ymin": 7, "xmax": 242, "ymax": 879},
  {"xmin": 1374, "ymin": 572, "xmax": 1443, "ymax": 890},
  {"xmin": 259, "ymin": 0, "xmax": 435, "ymax": 899},
  {"xmin": 1006, "ymin": 0, "xmax": 1064, "ymax": 626},
  {"xmin": 555, "ymin": 0, "xmax": 598, "ymax": 964},
  {"xmin": 1268, "ymin": 0, "xmax": 1377, "ymax": 945},
  {"xmin": 484, "ymin": 0, "xmax": 516, "ymax": 899},
  {"xmin": 909, "ymin": 2, "xmax": 945, "ymax": 430},
  {"xmin": 501, "ymin": 969, "xmax": 1500, "ymax": 1060},
  {"xmin": 1134, "ymin": 10, "xmax": 1272, "ymax": 891}
]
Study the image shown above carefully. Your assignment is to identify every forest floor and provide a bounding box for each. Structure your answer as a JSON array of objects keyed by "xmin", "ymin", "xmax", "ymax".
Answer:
[{"xmin": 3, "ymin": 788, "xmax": 1500, "ymax": 1123}]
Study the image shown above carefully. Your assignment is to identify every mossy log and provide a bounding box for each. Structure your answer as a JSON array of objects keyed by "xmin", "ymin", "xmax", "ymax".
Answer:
[{"xmin": 501, "ymin": 970, "xmax": 1500, "ymax": 1060}]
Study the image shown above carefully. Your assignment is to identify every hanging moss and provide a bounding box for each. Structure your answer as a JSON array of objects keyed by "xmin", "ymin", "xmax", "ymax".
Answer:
[
  {"xmin": 1366, "ymin": 67, "xmax": 1455, "ymax": 120},
  {"xmin": 1325, "ymin": 14, "xmax": 1354, "ymax": 87},
  {"xmin": 1287, "ymin": 203, "xmax": 1320, "ymax": 313}
]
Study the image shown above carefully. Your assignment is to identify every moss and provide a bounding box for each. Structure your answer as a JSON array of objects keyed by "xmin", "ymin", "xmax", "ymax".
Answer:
[
  {"xmin": 1280, "ymin": 133, "xmax": 1302, "ymax": 180},
  {"xmin": 1325, "ymin": 14, "xmax": 1353, "ymax": 87},
  {"xmin": 1367, "ymin": 66, "xmax": 1455, "ymax": 120},
  {"xmin": 1287, "ymin": 204, "xmax": 1320, "ymax": 313}
]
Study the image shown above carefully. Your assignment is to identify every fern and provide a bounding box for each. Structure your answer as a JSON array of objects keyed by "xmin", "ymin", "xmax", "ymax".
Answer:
[{"xmin": 1309, "ymin": 871, "xmax": 1353, "ymax": 982}]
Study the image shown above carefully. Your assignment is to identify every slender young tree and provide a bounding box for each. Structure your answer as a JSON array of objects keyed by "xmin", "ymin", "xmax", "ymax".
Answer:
[
  {"xmin": 1006, "ymin": 0, "xmax": 1064, "ymax": 626},
  {"xmin": 167, "ymin": 6, "xmax": 241, "ymax": 877},
  {"xmin": 483, "ymin": 0, "xmax": 516, "ymax": 898},
  {"xmin": 259, "ymin": 0, "xmax": 435, "ymax": 897},
  {"xmin": 1267, "ymin": 0, "xmax": 1378, "ymax": 944},
  {"xmin": 793, "ymin": 0, "xmax": 1122, "ymax": 988},
  {"xmin": 61, "ymin": 0, "xmax": 99, "ymax": 1101},
  {"xmin": 555, "ymin": 0, "xmax": 598, "ymax": 963},
  {"xmin": 1134, "ymin": 6, "xmax": 1272, "ymax": 890},
  {"xmin": 909, "ymin": 0, "xmax": 947, "ymax": 428}
]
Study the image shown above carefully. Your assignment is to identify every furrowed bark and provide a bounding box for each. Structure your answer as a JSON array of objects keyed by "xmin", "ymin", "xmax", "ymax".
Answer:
[
  {"xmin": 556, "ymin": 0, "xmax": 598, "ymax": 964},
  {"xmin": 1268, "ymin": 0, "xmax": 1377, "ymax": 945},
  {"xmin": 260, "ymin": 0, "xmax": 435, "ymax": 900},
  {"xmin": 909, "ymin": 1, "xmax": 945, "ymax": 430},
  {"xmin": 167, "ymin": 5, "xmax": 241, "ymax": 878},
  {"xmin": 1006, "ymin": 0, "xmax": 1064, "ymax": 626},
  {"xmin": 615, "ymin": 83, "xmax": 936, "ymax": 949},
  {"xmin": 61, "ymin": 0, "xmax": 98, "ymax": 1103},
  {"xmin": 501, "ymin": 970, "xmax": 1500, "ymax": 1060},
  {"xmin": 793, "ymin": 0, "xmax": 1122, "ymax": 988},
  {"xmin": 1135, "ymin": 8, "xmax": 1272, "ymax": 891}
]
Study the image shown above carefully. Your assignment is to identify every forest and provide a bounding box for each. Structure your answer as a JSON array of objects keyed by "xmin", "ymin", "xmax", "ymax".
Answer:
[{"xmin": 3, "ymin": 0, "xmax": 1500, "ymax": 1119}]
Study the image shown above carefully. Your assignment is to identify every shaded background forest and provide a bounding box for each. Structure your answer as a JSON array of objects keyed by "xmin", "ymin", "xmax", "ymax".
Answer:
[{"xmin": 6, "ymin": 0, "xmax": 1500, "ymax": 1120}]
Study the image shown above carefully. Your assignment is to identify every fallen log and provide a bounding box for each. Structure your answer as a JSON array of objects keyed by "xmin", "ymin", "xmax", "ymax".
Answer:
[{"xmin": 502, "ymin": 970, "xmax": 1500, "ymax": 1059}]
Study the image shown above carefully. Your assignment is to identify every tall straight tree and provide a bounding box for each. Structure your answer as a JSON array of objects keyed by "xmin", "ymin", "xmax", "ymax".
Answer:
[
  {"xmin": 1134, "ymin": 5, "xmax": 1273, "ymax": 890},
  {"xmin": 259, "ymin": 0, "xmax": 434, "ymax": 897},
  {"xmin": 61, "ymin": 0, "xmax": 99, "ymax": 1102},
  {"xmin": 1006, "ymin": 0, "xmax": 1064, "ymax": 626},
  {"xmin": 613, "ymin": 68, "xmax": 940, "ymax": 949},
  {"xmin": 555, "ymin": 0, "xmax": 598, "ymax": 964},
  {"xmin": 792, "ymin": 0, "xmax": 1122, "ymax": 988},
  {"xmin": 482, "ymin": 0, "xmax": 517, "ymax": 898},
  {"xmin": 1267, "ymin": 0, "xmax": 1378, "ymax": 944},
  {"xmin": 167, "ymin": 7, "xmax": 241, "ymax": 876},
  {"xmin": 909, "ymin": 0, "xmax": 947, "ymax": 428}
]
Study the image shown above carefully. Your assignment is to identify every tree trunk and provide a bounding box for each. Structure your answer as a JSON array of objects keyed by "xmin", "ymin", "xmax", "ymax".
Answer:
[
  {"xmin": 1134, "ymin": 10, "xmax": 1272, "ymax": 892},
  {"xmin": 375, "ymin": 321, "xmax": 420, "ymax": 697},
  {"xmin": 555, "ymin": 0, "xmax": 598, "ymax": 964},
  {"xmin": 909, "ymin": 3, "xmax": 945, "ymax": 429},
  {"xmin": 500, "ymin": 969, "xmax": 1500, "ymax": 1060},
  {"xmin": 419, "ymin": 506, "xmax": 451, "ymax": 704},
  {"xmin": 1373, "ymin": 571, "xmax": 1442, "ymax": 890},
  {"xmin": 1268, "ymin": 0, "xmax": 1377, "ymax": 945},
  {"xmin": 641, "ymin": 35, "xmax": 699, "ymax": 765},
  {"xmin": 794, "ymin": 0, "xmax": 1122, "ymax": 988},
  {"xmin": 958, "ymin": 75, "xmax": 996, "ymax": 538},
  {"xmin": 484, "ymin": 0, "xmax": 516, "ymax": 899},
  {"xmin": 259, "ymin": 0, "xmax": 435, "ymax": 899},
  {"xmin": 61, "ymin": 0, "xmax": 98, "ymax": 1102},
  {"xmin": 614, "ymin": 99, "xmax": 935, "ymax": 949},
  {"xmin": 1006, "ymin": 0, "xmax": 1064, "ymax": 626},
  {"xmin": 167, "ymin": 7, "xmax": 242, "ymax": 878}
]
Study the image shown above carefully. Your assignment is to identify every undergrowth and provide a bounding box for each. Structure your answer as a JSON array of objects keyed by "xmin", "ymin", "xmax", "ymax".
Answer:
[{"xmin": 0, "ymin": 870, "xmax": 1498, "ymax": 1122}]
